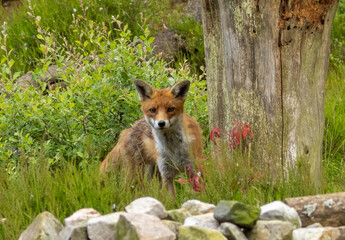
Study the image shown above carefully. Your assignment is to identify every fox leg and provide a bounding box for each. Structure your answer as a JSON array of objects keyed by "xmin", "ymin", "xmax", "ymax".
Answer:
[{"xmin": 158, "ymin": 159, "xmax": 177, "ymax": 199}]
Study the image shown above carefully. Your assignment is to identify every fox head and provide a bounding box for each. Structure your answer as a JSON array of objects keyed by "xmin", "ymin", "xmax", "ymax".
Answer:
[{"xmin": 134, "ymin": 79, "xmax": 190, "ymax": 130}]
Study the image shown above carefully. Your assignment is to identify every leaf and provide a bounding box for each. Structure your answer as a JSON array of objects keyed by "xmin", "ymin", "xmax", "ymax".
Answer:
[
  {"xmin": 8, "ymin": 59, "xmax": 15, "ymax": 68},
  {"xmin": 36, "ymin": 34, "xmax": 44, "ymax": 40},
  {"xmin": 148, "ymin": 37, "xmax": 155, "ymax": 44}
]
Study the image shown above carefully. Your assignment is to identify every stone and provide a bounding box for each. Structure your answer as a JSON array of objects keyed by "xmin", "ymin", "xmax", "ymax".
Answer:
[
  {"xmin": 18, "ymin": 211, "xmax": 63, "ymax": 240},
  {"xmin": 293, "ymin": 227, "xmax": 345, "ymax": 240},
  {"xmin": 115, "ymin": 213, "xmax": 175, "ymax": 240},
  {"xmin": 187, "ymin": 0, "xmax": 202, "ymax": 24},
  {"xmin": 178, "ymin": 226, "xmax": 227, "ymax": 240},
  {"xmin": 247, "ymin": 220, "xmax": 294, "ymax": 240},
  {"xmin": 59, "ymin": 208, "xmax": 101, "ymax": 240},
  {"xmin": 87, "ymin": 212, "xmax": 125, "ymax": 240},
  {"xmin": 184, "ymin": 212, "xmax": 219, "ymax": 230},
  {"xmin": 306, "ymin": 223, "xmax": 323, "ymax": 228},
  {"xmin": 166, "ymin": 208, "xmax": 191, "ymax": 223},
  {"xmin": 214, "ymin": 200, "xmax": 260, "ymax": 229},
  {"xmin": 219, "ymin": 222, "xmax": 248, "ymax": 240},
  {"xmin": 125, "ymin": 197, "xmax": 167, "ymax": 219},
  {"xmin": 260, "ymin": 201, "xmax": 302, "ymax": 228},
  {"xmin": 162, "ymin": 220, "xmax": 182, "ymax": 235},
  {"xmin": 181, "ymin": 199, "xmax": 216, "ymax": 215}
]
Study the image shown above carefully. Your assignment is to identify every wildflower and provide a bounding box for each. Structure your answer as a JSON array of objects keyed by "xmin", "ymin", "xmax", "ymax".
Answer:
[
  {"xmin": 99, "ymin": 7, "xmax": 103, "ymax": 11},
  {"xmin": 73, "ymin": 8, "xmax": 77, "ymax": 12}
]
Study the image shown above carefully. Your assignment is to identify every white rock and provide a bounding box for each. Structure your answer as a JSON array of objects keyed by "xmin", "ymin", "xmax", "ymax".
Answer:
[
  {"xmin": 125, "ymin": 197, "xmax": 167, "ymax": 219},
  {"xmin": 260, "ymin": 201, "xmax": 301, "ymax": 228},
  {"xmin": 59, "ymin": 208, "xmax": 101, "ymax": 240},
  {"xmin": 181, "ymin": 199, "xmax": 216, "ymax": 215},
  {"xmin": 306, "ymin": 223, "xmax": 323, "ymax": 228},
  {"xmin": 19, "ymin": 211, "xmax": 62, "ymax": 240},
  {"xmin": 293, "ymin": 227, "xmax": 345, "ymax": 240},
  {"xmin": 87, "ymin": 212, "xmax": 125, "ymax": 240},
  {"xmin": 184, "ymin": 212, "xmax": 219, "ymax": 230},
  {"xmin": 248, "ymin": 220, "xmax": 294, "ymax": 240},
  {"xmin": 115, "ymin": 213, "xmax": 175, "ymax": 240},
  {"xmin": 219, "ymin": 222, "xmax": 248, "ymax": 240}
]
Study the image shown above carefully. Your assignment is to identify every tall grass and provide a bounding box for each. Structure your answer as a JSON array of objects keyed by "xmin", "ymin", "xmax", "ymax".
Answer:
[{"xmin": 0, "ymin": 144, "xmax": 324, "ymax": 239}]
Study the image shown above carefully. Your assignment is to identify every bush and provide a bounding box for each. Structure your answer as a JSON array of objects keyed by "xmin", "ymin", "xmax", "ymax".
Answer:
[{"xmin": 0, "ymin": 10, "xmax": 208, "ymax": 174}]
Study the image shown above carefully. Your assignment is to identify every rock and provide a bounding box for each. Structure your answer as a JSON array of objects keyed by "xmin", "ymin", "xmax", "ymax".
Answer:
[
  {"xmin": 115, "ymin": 213, "xmax": 175, "ymax": 240},
  {"xmin": 152, "ymin": 30, "xmax": 186, "ymax": 63},
  {"xmin": 87, "ymin": 212, "xmax": 125, "ymax": 240},
  {"xmin": 306, "ymin": 223, "xmax": 323, "ymax": 228},
  {"xmin": 219, "ymin": 222, "xmax": 248, "ymax": 240},
  {"xmin": 214, "ymin": 200, "xmax": 260, "ymax": 229},
  {"xmin": 125, "ymin": 197, "xmax": 167, "ymax": 219},
  {"xmin": 59, "ymin": 208, "xmax": 101, "ymax": 240},
  {"xmin": 293, "ymin": 226, "xmax": 345, "ymax": 240},
  {"xmin": 162, "ymin": 220, "xmax": 182, "ymax": 235},
  {"xmin": 247, "ymin": 220, "xmax": 294, "ymax": 240},
  {"xmin": 187, "ymin": 0, "xmax": 202, "ymax": 23},
  {"xmin": 260, "ymin": 201, "xmax": 302, "ymax": 228},
  {"xmin": 181, "ymin": 199, "xmax": 216, "ymax": 215},
  {"xmin": 18, "ymin": 211, "xmax": 63, "ymax": 240},
  {"xmin": 166, "ymin": 208, "xmax": 191, "ymax": 223},
  {"xmin": 178, "ymin": 226, "xmax": 227, "ymax": 240},
  {"xmin": 184, "ymin": 212, "xmax": 219, "ymax": 230}
]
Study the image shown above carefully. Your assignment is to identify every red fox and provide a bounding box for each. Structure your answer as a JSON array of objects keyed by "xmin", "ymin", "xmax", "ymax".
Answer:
[{"xmin": 100, "ymin": 79, "xmax": 203, "ymax": 197}]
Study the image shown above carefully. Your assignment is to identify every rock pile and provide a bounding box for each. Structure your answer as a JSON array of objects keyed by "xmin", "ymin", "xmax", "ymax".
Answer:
[{"xmin": 19, "ymin": 195, "xmax": 345, "ymax": 240}]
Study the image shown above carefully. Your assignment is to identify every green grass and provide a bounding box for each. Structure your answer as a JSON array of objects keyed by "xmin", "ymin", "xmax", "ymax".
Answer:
[
  {"xmin": 323, "ymin": 64, "xmax": 345, "ymax": 191},
  {"xmin": 0, "ymin": 145, "xmax": 325, "ymax": 239}
]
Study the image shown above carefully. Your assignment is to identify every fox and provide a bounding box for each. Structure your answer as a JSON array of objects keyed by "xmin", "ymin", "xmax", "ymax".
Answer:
[{"xmin": 100, "ymin": 79, "xmax": 203, "ymax": 198}]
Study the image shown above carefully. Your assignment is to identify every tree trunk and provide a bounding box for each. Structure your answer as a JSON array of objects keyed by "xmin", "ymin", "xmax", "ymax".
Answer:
[
  {"xmin": 201, "ymin": 0, "xmax": 339, "ymax": 186},
  {"xmin": 285, "ymin": 192, "xmax": 345, "ymax": 227}
]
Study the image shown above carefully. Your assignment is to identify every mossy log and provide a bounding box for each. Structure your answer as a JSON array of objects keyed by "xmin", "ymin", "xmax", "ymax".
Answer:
[{"xmin": 285, "ymin": 192, "xmax": 345, "ymax": 227}]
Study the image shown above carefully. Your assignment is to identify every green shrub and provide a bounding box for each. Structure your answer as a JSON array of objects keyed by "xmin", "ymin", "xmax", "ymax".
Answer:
[{"xmin": 0, "ymin": 10, "xmax": 208, "ymax": 174}]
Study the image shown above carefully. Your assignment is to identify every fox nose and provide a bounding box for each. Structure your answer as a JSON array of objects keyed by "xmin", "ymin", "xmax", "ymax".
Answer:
[{"xmin": 158, "ymin": 121, "xmax": 166, "ymax": 128}]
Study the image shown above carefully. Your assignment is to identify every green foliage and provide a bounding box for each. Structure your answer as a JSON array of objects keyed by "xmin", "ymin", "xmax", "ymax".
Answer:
[
  {"xmin": 330, "ymin": 0, "xmax": 345, "ymax": 65},
  {"xmin": 323, "ymin": 64, "xmax": 345, "ymax": 190},
  {"xmin": 0, "ymin": 10, "xmax": 207, "ymax": 173},
  {"xmin": 0, "ymin": 0, "xmax": 170, "ymax": 73}
]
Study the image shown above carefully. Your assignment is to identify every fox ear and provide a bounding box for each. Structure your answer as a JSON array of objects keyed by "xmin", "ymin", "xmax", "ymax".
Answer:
[
  {"xmin": 171, "ymin": 80, "xmax": 190, "ymax": 100},
  {"xmin": 134, "ymin": 79, "xmax": 153, "ymax": 101}
]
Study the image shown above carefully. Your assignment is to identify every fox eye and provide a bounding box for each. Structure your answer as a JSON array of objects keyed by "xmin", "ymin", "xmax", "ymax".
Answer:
[
  {"xmin": 167, "ymin": 107, "xmax": 175, "ymax": 113},
  {"xmin": 149, "ymin": 108, "xmax": 157, "ymax": 114}
]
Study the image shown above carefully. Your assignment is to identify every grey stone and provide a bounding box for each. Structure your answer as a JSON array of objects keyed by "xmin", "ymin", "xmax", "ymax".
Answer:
[
  {"xmin": 247, "ymin": 220, "xmax": 294, "ymax": 240},
  {"xmin": 219, "ymin": 222, "xmax": 248, "ymax": 240},
  {"xmin": 181, "ymin": 199, "xmax": 216, "ymax": 215},
  {"xmin": 59, "ymin": 208, "xmax": 101, "ymax": 240},
  {"xmin": 166, "ymin": 208, "xmax": 191, "ymax": 223},
  {"xmin": 115, "ymin": 213, "xmax": 175, "ymax": 240},
  {"xmin": 125, "ymin": 196, "xmax": 167, "ymax": 219},
  {"xmin": 184, "ymin": 212, "xmax": 219, "ymax": 230},
  {"xmin": 87, "ymin": 212, "xmax": 125, "ymax": 240},
  {"xmin": 19, "ymin": 211, "xmax": 63, "ymax": 240},
  {"xmin": 178, "ymin": 226, "xmax": 227, "ymax": 240},
  {"xmin": 260, "ymin": 201, "xmax": 302, "ymax": 228},
  {"xmin": 214, "ymin": 200, "xmax": 260, "ymax": 229},
  {"xmin": 162, "ymin": 220, "xmax": 182, "ymax": 235}
]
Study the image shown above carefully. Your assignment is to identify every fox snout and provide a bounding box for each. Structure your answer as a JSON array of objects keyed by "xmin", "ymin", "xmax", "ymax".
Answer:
[
  {"xmin": 146, "ymin": 117, "xmax": 172, "ymax": 129},
  {"xmin": 158, "ymin": 120, "xmax": 166, "ymax": 128}
]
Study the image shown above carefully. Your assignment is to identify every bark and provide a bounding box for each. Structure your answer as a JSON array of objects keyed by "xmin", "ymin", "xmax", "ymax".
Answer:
[
  {"xmin": 201, "ymin": 0, "xmax": 339, "ymax": 185},
  {"xmin": 285, "ymin": 192, "xmax": 345, "ymax": 227}
]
